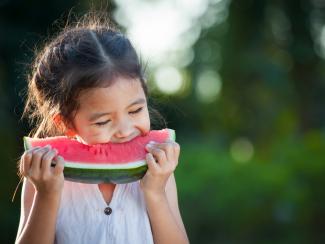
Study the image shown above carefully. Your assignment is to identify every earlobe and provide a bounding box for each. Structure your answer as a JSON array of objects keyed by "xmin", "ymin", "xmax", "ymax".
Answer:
[
  {"xmin": 53, "ymin": 114, "xmax": 77, "ymax": 138},
  {"xmin": 53, "ymin": 114, "xmax": 62, "ymax": 127},
  {"xmin": 65, "ymin": 129, "xmax": 77, "ymax": 138}
]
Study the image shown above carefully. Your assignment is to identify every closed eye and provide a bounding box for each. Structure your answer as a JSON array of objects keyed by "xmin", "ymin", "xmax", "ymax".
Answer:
[
  {"xmin": 129, "ymin": 107, "xmax": 143, "ymax": 114},
  {"xmin": 95, "ymin": 120, "xmax": 111, "ymax": 126}
]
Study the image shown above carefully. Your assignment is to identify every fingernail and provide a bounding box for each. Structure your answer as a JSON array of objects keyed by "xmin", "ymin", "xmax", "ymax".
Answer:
[
  {"xmin": 146, "ymin": 144, "xmax": 153, "ymax": 148},
  {"xmin": 148, "ymin": 141, "xmax": 156, "ymax": 145}
]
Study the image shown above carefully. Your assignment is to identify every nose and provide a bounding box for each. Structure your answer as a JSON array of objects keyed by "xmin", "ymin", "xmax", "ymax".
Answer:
[{"xmin": 114, "ymin": 118, "xmax": 133, "ymax": 139}]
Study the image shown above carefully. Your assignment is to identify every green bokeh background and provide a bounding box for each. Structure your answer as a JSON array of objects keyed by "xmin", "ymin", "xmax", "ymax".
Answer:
[{"xmin": 1, "ymin": 0, "xmax": 325, "ymax": 243}]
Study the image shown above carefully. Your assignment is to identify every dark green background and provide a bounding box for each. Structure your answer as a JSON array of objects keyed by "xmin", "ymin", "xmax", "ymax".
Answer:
[{"xmin": 1, "ymin": 0, "xmax": 325, "ymax": 243}]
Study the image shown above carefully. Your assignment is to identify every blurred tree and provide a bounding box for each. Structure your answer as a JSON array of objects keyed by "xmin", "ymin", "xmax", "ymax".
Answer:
[
  {"xmin": 163, "ymin": 0, "xmax": 325, "ymax": 146},
  {"xmin": 1, "ymin": 0, "xmax": 325, "ymax": 243}
]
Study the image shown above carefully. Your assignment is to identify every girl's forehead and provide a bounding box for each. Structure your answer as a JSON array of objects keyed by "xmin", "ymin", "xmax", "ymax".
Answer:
[{"xmin": 78, "ymin": 78, "xmax": 145, "ymax": 109}]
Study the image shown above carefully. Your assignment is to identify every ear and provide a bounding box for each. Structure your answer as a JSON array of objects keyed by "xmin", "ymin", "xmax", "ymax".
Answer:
[
  {"xmin": 53, "ymin": 114, "xmax": 63, "ymax": 127},
  {"xmin": 52, "ymin": 114, "xmax": 77, "ymax": 137}
]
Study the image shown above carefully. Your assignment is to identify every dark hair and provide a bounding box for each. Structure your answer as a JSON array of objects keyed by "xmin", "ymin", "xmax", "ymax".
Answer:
[{"xmin": 22, "ymin": 13, "xmax": 166, "ymax": 138}]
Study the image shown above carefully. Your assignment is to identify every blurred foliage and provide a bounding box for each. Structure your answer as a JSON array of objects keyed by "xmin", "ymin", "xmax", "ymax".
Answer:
[
  {"xmin": 1, "ymin": 0, "xmax": 325, "ymax": 243},
  {"xmin": 176, "ymin": 131, "xmax": 325, "ymax": 243}
]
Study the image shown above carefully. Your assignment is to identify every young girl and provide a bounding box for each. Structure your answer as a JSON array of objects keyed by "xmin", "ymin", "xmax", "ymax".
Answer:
[{"xmin": 16, "ymin": 14, "xmax": 189, "ymax": 244}]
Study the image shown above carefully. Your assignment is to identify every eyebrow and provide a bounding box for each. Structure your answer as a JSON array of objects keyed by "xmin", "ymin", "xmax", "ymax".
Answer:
[{"xmin": 88, "ymin": 98, "xmax": 146, "ymax": 122}]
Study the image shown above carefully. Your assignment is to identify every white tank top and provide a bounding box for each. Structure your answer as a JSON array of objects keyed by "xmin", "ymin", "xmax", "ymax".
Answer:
[{"xmin": 55, "ymin": 180, "xmax": 154, "ymax": 244}]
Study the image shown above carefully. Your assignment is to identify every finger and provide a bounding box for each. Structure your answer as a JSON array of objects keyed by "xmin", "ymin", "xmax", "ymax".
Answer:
[
  {"xmin": 22, "ymin": 146, "xmax": 42, "ymax": 173},
  {"xmin": 149, "ymin": 141, "xmax": 175, "ymax": 161},
  {"xmin": 29, "ymin": 146, "xmax": 41, "ymax": 151},
  {"xmin": 159, "ymin": 141, "xmax": 180, "ymax": 167},
  {"xmin": 41, "ymin": 148, "xmax": 58, "ymax": 173},
  {"xmin": 53, "ymin": 156, "xmax": 65, "ymax": 176},
  {"xmin": 146, "ymin": 146, "xmax": 167, "ymax": 165},
  {"xmin": 146, "ymin": 153, "xmax": 159, "ymax": 172},
  {"xmin": 21, "ymin": 151, "xmax": 32, "ymax": 177},
  {"xmin": 21, "ymin": 146, "xmax": 42, "ymax": 177},
  {"xmin": 30, "ymin": 146, "xmax": 51, "ymax": 174},
  {"xmin": 173, "ymin": 142, "xmax": 181, "ymax": 165},
  {"xmin": 172, "ymin": 142, "xmax": 180, "ymax": 162}
]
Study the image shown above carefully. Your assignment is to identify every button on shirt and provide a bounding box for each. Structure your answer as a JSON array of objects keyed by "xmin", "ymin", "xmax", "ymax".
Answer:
[{"xmin": 104, "ymin": 206, "xmax": 112, "ymax": 215}]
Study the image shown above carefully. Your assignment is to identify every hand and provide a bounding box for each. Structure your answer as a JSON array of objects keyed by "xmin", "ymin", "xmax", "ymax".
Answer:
[
  {"xmin": 140, "ymin": 140, "xmax": 180, "ymax": 196},
  {"xmin": 20, "ymin": 145, "xmax": 65, "ymax": 196}
]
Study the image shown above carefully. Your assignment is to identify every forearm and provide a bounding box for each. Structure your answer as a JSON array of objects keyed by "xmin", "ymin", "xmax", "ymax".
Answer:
[
  {"xmin": 145, "ymin": 191, "xmax": 189, "ymax": 244},
  {"xmin": 16, "ymin": 192, "xmax": 61, "ymax": 244}
]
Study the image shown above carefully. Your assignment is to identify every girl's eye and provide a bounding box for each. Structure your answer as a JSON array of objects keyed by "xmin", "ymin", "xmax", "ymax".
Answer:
[
  {"xmin": 129, "ymin": 107, "xmax": 143, "ymax": 114},
  {"xmin": 95, "ymin": 120, "xmax": 111, "ymax": 126}
]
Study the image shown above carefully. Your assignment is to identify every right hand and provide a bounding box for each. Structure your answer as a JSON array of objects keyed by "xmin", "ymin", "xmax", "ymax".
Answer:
[{"xmin": 20, "ymin": 145, "xmax": 65, "ymax": 196}]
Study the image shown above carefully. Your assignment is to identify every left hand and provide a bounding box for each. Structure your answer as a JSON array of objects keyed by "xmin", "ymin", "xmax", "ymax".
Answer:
[{"xmin": 140, "ymin": 140, "xmax": 180, "ymax": 196}]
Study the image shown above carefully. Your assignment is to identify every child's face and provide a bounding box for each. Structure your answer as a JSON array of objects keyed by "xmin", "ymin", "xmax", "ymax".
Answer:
[{"xmin": 71, "ymin": 77, "xmax": 150, "ymax": 145}]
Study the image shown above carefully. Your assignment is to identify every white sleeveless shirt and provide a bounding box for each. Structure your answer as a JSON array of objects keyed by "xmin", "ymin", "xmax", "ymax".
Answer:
[{"xmin": 55, "ymin": 180, "xmax": 154, "ymax": 244}]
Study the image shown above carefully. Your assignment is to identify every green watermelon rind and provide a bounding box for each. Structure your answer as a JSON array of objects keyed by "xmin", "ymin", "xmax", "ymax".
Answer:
[
  {"xmin": 23, "ymin": 129, "xmax": 175, "ymax": 184},
  {"xmin": 63, "ymin": 164, "xmax": 148, "ymax": 184}
]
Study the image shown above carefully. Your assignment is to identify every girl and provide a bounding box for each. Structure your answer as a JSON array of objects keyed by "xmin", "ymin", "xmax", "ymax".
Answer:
[{"xmin": 16, "ymin": 13, "xmax": 189, "ymax": 244}]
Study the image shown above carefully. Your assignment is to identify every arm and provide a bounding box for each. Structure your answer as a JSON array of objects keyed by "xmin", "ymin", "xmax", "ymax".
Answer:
[
  {"xmin": 16, "ymin": 179, "xmax": 61, "ymax": 244},
  {"xmin": 15, "ymin": 146, "xmax": 64, "ymax": 244},
  {"xmin": 144, "ymin": 174, "xmax": 189, "ymax": 244},
  {"xmin": 141, "ymin": 141, "xmax": 189, "ymax": 244}
]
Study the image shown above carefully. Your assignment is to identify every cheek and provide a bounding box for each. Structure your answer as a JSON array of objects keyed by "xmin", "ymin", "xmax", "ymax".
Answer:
[
  {"xmin": 73, "ymin": 118, "xmax": 86, "ymax": 136},
  {"xmin": 140, "ymin": 108, "xmax": 151, "ymax": 131},
  {"xmin": 74, "ymin": 120, "xmax": 110, "ymax": 143},
  {"xmin": 92, "ymin": 134, "xmax": 111, "ymax": 144},
  {"xmin": 85, "ymin": 128, "xmax": 114, "ymax": 144}
]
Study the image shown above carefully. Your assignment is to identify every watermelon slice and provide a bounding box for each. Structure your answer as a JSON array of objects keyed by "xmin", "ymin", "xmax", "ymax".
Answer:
[{"xmin": 23, "ymin": 128, "xmax": 175, "ymax": 184}]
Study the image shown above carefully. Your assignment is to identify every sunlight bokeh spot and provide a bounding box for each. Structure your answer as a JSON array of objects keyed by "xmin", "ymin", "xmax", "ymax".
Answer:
[
  {"xmin": 154, "ymin": 66, "xmax": 183, "ymax": 94},
  {"xmin": 127, "ymin": 6, "xmax": 189, "ymax": 62},
  {"xmin": 196, "ymin": 70, "xmax": 222, "ymax": 103},
  {"xmin": 230, "ymin": 137, "xmax": 254, "ymax": 163},
  {"xmin": 114, "ymin": 0, "xmax": 229, "ymax": 69}
]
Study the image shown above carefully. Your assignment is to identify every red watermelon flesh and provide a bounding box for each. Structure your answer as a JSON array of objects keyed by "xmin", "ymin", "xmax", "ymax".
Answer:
[{"xmin": 23, "ymin": 129, "xmax": 176, "ymax": 184}]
